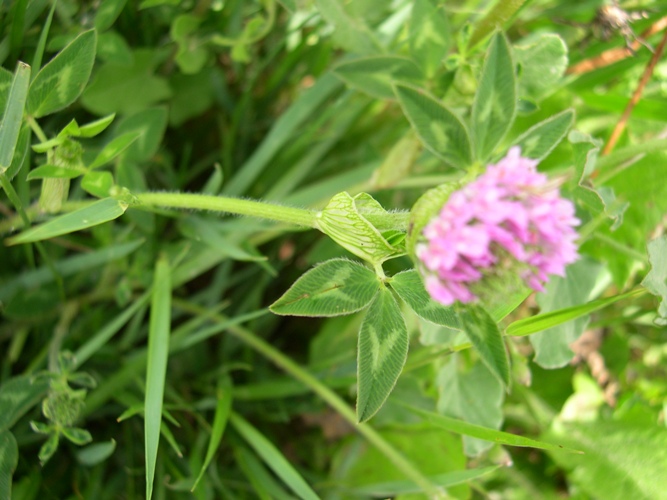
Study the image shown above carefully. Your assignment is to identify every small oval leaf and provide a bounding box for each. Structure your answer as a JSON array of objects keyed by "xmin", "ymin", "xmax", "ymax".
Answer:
[
  {"xmin": 38, "ymin": 433, "xmax": 59, "ymax": 465},
  {"xmin": 62, "ymin": 427, "xmax": 93, "ymax": 445},
  {"xmin": 6, "ymin": 198, "xmax": 128, "ymax": 245},
  {"xmin": 76, "ymin": 439, "xmax": 117, "ymax": 466}
]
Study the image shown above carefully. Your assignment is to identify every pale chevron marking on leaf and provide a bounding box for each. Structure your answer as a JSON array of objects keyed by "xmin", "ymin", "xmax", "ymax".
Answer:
[
  {"xmin": 430, "ymin": 121, "xmax": 450, "ymax": 150},
  {"xmin": 368, "ymin": 322, "xmax": 402, "ymax": 372}
]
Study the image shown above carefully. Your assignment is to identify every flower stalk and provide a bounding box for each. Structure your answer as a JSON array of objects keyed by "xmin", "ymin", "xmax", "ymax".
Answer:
[{"xmin": 135, "ymin": 192, "xmax": 319, "ymax": 228}]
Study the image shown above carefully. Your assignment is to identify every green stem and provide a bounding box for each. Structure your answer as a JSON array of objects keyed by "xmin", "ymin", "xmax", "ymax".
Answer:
[
  {"xmin": 26, "ymin": 115, "xmax": 48, "ymax": 144},
  {"xmin": 0, "ymin": 173, "xmax": 30, "ymax": 227},
  {"xmin": 135, "ymin": 192, "xmax": 319, "ymax": 229},
  {"xmin": 48, "ymin": 302, "xmax": 79, "ymax": 372},
  {"xmin": 577, "ymin": 210, "xmax": 610, "ymax": 241},
  {"xmin": 225, "ymin": 322, "xmax": 439, "ymax": 496},
  {"xmin": 592, "ymin": 233, "xmax": 648, "ymax": 263}
]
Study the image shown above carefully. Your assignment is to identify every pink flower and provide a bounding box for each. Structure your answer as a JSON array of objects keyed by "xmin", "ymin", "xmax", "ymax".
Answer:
[{"xmin": 417, "ymin": 147, "xmax": 580, "ymax": 305}]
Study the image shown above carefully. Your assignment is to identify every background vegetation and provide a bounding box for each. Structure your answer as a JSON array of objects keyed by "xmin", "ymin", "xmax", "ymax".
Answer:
[{"xmin": 1, "ymin": 0, "xmax": 667, "ymax": 498}]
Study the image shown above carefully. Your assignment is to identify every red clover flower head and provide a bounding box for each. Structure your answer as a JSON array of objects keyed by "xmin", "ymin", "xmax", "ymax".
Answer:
[{"xmin": 416, "ymin": 147, "xmax": 580, "ymax": 306}]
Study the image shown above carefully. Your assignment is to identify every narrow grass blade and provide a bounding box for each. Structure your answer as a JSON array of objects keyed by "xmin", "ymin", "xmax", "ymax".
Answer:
[
  {"xmin": 83, "ymin": 309, "xmax": 266, "ymax": 417},
  {"xmin": 264, "ymin": 94, "xmax": 364, "ymax": 200},
  {"xmin": 73, "ymin": 291, "xmax": 150, "ymax": 370},
  {"xmin": 403, "ymin": 404, "xmax": 582, "ymax": 453},
  {"xmin": 595, "ymin": 138, "xmax": 667, "ymax": 174},
  {"xmin": 0, "ymin": 239, "xmax": 143, "ymax": 302},
  {"xmin": 3, "ymin": 124, "xmax": 30, "ymax": 181},
  {"xmin": 160, "ymin": 421, "xmax": 182, "ymax": 458},
  {"xmin": 145, "ymin": 256, "xmax": 172, "ymax": 500},
  {"xmin": 505, "ymin": 288, "xmax": 645, "ymax": 337},
  {"xmin": 30, "ymin": 0, "xmax": 57, "ymax": 74},
  {"xmin": 233, "ymin": 446, "xmax": 293, "ymax": 500},
  {"xmin": 8, "ymin": 0, "xmax": 28, "ymax": 61},
  {"xmin": 0, "ymin": 62, "xmax": 30, "ymax": 171},
  {"xmin": 5, "ymin": 198, "xmax": 128, "ymax": 245},
  {"xmin": 191, "ymin": 380, "xmax": 233, "ymax": 491},
  {"xmin": 223, "ymin": 73, "xmax": 341, "ymax": 195},
  {"xmin": 229, "ymin": 412, "xmax": 319, "ymax": 500},
  {"xmin": 284, "ymin": 163, "xmax": 375, "ymax": 207}
]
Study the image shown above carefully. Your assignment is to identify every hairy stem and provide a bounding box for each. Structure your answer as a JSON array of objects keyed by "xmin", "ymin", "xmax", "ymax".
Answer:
[{"xmin": 135, "ymin": 192, "xmax": 319, "ymax": 228}]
